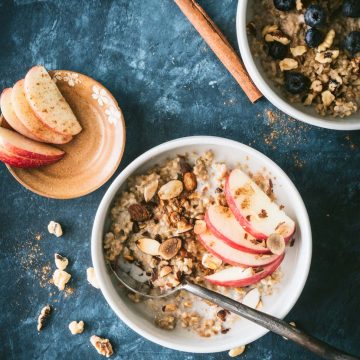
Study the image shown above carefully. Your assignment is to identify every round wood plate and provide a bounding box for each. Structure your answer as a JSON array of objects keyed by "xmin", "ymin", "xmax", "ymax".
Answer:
[{"xmin": 3, "ymin": 70, "xmax": 126, "ymax": 199}]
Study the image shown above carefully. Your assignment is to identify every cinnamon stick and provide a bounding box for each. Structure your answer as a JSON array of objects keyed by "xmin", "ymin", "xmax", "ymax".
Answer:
[{"xmin": 174, "ymin": 0, "xmax": 262, "ymax": 103}]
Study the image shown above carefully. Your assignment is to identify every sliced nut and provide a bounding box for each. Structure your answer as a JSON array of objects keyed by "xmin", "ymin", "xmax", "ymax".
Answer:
[
  {"xmin": 201, "ymin": 253, "xmax": 222, "ymax": 270},
  {"xmin": 183, "ymin": 172, "xmax": 197, "ymax": 191},
  {"xmin": 266, "ymin": 233, "xmax": 286, "ymax": 255},
  {"xmin": 87, "ymin": 267, "xmax": 100, "ymax": 289},
  {"xmin": 290, "ymin": 45, "xmax": 307, "ymax": 57},
  {"xmin": 176, "ymin": 220, "xmax": 193, "ymax": 234},
  {"xmin": 315, "ymin": 50, "xmax": 339, "ymax": 64},
  {"xmin": 47, "ymin": 221, "xmax": 63, "ymax": 237},
  {"xmin": 265, "ymin": 30, "xmax": 290, "ymax": 45},
  {"xmin": 158, "ymin": 180, "xmax": 183, "ymax": 200},
  {"xmin": 159, "ymin": 265, "xmax": 173, "ymax": 277},
  {"xmin": 37, "ymin": 305, "xmax": 51, "ymax": 331},
  {"xmin": 242, "ymin": 288, "xmax": 261, "ymax": 309},
  {"xmin": 69, "ymin": 320, "xmax": 84, "ymax": 334},
  {"xmin": 262, "ymin": 24, "xmax": 278, "ymax": 37},
  {"xmin": 228, "ymin": 345, "xmax": 246, "ymax": 357},
  {"xmin": 322, "ymin": 90, "xmax": 335, "ymax": 107},
  {"xmin": 54, "ymin": 253, "xmax": 68, "ymax": 270},
  {"xmin": 159, "ymin": 237, "xmax": 182, "ymax": 260},
  {"xmin": 53, "ymin": 269, "xmax": 71, "ymax": 291},
  {"xmin": 144, "ymin": 179, "xmax": 158, "ymax": 202},
  {"xmin": 310, "ymin": 80, "xmax": 323, "ymax": 93},
  {"xmin": 194, "ymin": 220, "xmax": 207, "ymax": 234},
  {"xmin": 318, "ymin": 29, "xmax": 335, "ymax": 52},
  {"xmin": 90, "ymin": 335, "xmax": 113, "ymax": 357},
  {"xmin": 128, "ymin": 204, "xmax": 151, "ymax": 222},
  {"xmin": 136, "ymin": 238, "xmax": 161, "ymax": 256},
  {"xmin": 279, "ymin": 58, "xmax": 298, "ymax": 72}
]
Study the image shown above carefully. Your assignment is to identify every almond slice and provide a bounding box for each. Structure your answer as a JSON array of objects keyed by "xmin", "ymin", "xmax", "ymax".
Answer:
[
  {"xmin": 158, "ymin": 180, "xmax": 183, "ymax": 200},
  {"xmin": 242, "ymin": 288, "xmax": 261, "ymax": 309},
  {"xmin": 266, "ymin": 233, "xmax": 285, "ymax": 255},
  {"xmin": 144, "ymin": 179, "xmax": 158, "ymax": 202},
  {"xmin": 136, "ymin": 238, "xmax": 160, "ymax": 256},
  {"xmin": 159, "ymin": 265, "xmax": 173, "ymax": 277},
  {"xmin": 201, "ymin": 253, "xmax": 222, "ymax": 270},
  {"xmin": 159, "ymin": 237, "xmax": 181, "ymax": 260}
]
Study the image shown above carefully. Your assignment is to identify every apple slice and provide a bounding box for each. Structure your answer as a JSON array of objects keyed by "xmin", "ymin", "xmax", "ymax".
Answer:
[
  {"xmin": 0, "ymin": 88, "xmax": 42, "ymax": 141},
  {"xmin": 0, "ymin": 127, "xmax": 65, "ymax": 161},
  {"xmin": 12, "ymin": 80, "xmax": 73, "ymax": 144},
  {"xmin": 205, "ymin": 253, "xmax": 284, "ymax": 287},
  {"xmin": 24, "ymin": 66, "xmax": 82, "ymax": 136},
  {"xmin": 205, "ymin": 205, "xmax": 269, "ymax": 254},
  {"xmin": 198, "ymin": 231, "xmax": 282, "ymax": 267},
  {"xmin": 225, "ymin": 169, "xmax": 295, "ymax": 241},
  {"xmin": 0, "ymin": 144, "xmax": 60, "ymax": 168}
]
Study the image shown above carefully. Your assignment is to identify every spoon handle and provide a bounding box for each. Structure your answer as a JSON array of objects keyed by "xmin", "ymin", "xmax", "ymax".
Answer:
[{"xmin": 183, "ymin": 282, "xmax": 358, "ymax": 360}]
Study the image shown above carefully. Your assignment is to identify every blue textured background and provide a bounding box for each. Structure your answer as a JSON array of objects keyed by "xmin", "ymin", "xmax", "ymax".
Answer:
[{"xmin": 0, "ymin": 0, "xmax": 359, "ymax": 359}]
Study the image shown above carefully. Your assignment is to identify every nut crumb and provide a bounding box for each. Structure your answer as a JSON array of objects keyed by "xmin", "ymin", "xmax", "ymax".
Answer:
[
  {"xmin": 69, "ymin": 320, "xmax": 84, "ymax": 334},
  {"xmin": 90, "ymin": 335, "xmax": 113, "ymax": 357},
  {"xmin": 37, "ymin": 305, "xmax": 51, "ymax": 331},
  {"xmin": 47, "ymin": 221, "xmax": 63, "ymax": 237},
  {"xmin": 87, "ymin": 267, "xmax": 100, "ymax": 289},
  {"xmin": 54, "ymin": 253, "xmax": 68, "ymax": 270},
  {"xmin": 228, "ymin": 345, "xmax": 246, "ymax": 357},
  {"xmin": 53, "ymin": 269, "xmax": 71, "ymax": 290}
]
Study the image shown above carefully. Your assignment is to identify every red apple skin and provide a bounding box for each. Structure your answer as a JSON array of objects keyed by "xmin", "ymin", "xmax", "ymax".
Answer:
[
  {"xmin": 205, "ymin": 253, "xmax": 285, "ymax": 287},
  {"xmin": 205, "ymin": 210, "xmax": 270, "ymax": 254},
  {"xmin": 0, "ymin": 127, "xmax": 65, "ymax": 161},
  {"xmin": 0, "ymin": 145, "xmax": 60, "ymax": 168},
  {"xmin": 225, "ymin": 175, "xmax": 295, "ymax": 242},
  {"xmin": 197, "ymin": 232, "xmax": 281, "ymax": 267}
]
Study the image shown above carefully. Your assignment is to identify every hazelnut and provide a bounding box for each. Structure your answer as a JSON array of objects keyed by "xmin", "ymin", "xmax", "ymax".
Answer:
[{"xmin": 183, "ymin": 172, "xmax": 197, "ymax": 191}]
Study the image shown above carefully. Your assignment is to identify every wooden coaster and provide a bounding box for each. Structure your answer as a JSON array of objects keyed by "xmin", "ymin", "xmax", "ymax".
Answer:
[{"xmin": 3, "ymin": 70, "xmax": 126, "ymax": 199}]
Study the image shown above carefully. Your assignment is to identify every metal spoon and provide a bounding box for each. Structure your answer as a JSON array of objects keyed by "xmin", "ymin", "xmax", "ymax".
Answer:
[{"xmin": 109, "ymin": 264, "xmax": 358, "ymax": 360}]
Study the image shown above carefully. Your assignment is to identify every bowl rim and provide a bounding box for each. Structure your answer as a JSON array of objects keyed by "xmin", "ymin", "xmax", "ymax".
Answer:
[
  {"xmin": 236, "ymin": 0, "xmax": 360, "ymax": 131},
  {"xmin": 91, "ymin": 136, "xmax": 312, "ymax": 353}
]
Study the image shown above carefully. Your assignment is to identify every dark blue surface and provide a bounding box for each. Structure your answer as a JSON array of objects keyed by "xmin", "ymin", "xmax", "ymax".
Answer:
[{"xmin": 0, "ymin": 1, "xmax": 359, "ymax": 359}]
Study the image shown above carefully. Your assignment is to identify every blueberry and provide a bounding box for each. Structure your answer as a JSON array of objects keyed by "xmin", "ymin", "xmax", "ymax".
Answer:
[
  {"xmin": 304, "ymin": 5, "xmax": 326, "ymax": 28},
  {"xmin": 343, "ymin": 0, "xmax": 360, "ymax": 18},
  {"xmin": 305, "ymin": 28, "xmax": 324, "ymax": 48},
  {"xmin": 284, "ymin": 72, "xmax": 310, "ymax": 94},
  {"xmin": 267, "ymin": 41, "xmax": 288, "ymax": 59},
  {"xmin": 273, "ymin": 0, "xmax": 296, "ymax": 11},
  {"xmin": 344, "ymin": 31, "xmax": 360, "ymax": 56}
]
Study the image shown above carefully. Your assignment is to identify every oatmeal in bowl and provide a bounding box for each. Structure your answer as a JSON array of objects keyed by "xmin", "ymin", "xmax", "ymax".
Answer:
[
  {"xmin": 237, "ymin": 0, "xmax": 360, "ymax": 130},
  {"xmin": 91, "ymin": 137, "xmax": 311, "ymax": 353}
]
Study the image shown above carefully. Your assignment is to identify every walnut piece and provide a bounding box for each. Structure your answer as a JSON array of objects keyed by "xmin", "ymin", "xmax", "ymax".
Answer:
[
  {"xmin": 47, "ymin": 221, "xmax": 63, "ymax": 237},
  {"xmin": 87, "ymin": 267, "xmax": 100, "ymax": 289},
  {"xmin": 322, "ymin": 90, "xmax": 335, "ymax": 107},
  {"xmin": 53, "ymin": 269, "xmax": 71, "ymax": 290},
  {"xmin": 90, "ymin": 335, "xmax": 113, "ymax": 357},
  {"xmin": 310, "ymin": 80, "xmax": 323, "ymax": 93},
  {"xmin": 69, "ymin": 320, "xmax": 84, "ymax": 334},
  {"xmin": 37, "ymin": 305, "xmax": 51, "ymax": 331},
  {"xmin": 279, "ymin": 58, "xmax": 298, "ymax": 72},
  {"xmin": 228, "ymin": 345, "xmax": 246, "ymax": 357},
  {"xmin": 54, "ymin": 253, "xmax": 68, "ymax": 270},
  {"xmin": 318, "ymin": 29, "xmax": 335, "ymax": 52},
  {"xmin": 265, "ymin": 30, "xmax": 290, "ymax": 45},
  {"xmin": 315, "ymin": 50, "xmax": 339, "ymax": 64},
  {"xmin": 290, "ymin": 45, "xmax": 307, "ymax": 57}
]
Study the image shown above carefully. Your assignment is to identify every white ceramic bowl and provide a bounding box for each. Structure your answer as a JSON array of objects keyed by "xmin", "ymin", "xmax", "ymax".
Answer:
[
  {"xmin": 91, "ymin": 136, "xmax": 312, "ymax": 353},
  {"xmin": 236, "ymin": 0, "xmax": 360, "ymax": 131}
]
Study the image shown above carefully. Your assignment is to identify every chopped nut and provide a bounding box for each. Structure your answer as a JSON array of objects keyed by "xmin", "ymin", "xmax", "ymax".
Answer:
[
  {"xmin": 217, "ymin": 309, "xmax": 227, "ymax": 322},
  {"xmin": 54, "ymin": 253, "xmax": 68, "ymax": 270},
  {"xmin": 318, "ymin": 29, "xmax": 335, "ymax": 52},
  {"xmin": 315, "ymin": 50, "xmax": 339, "ymax": 64},
  {"xmin": 279, "ymin": 58, "xmax": 298, "ymax": 72},
  {"xmin": 37, "ymin": 305, "xmax": 51, "ymax": 331},
  {"xmin": 201, "ymin": 253, "xmax": 222, "ymax": 270},
  {"xmin": 87, "ymin": 267, "xmax": 100, "ymax": 289},
  {"xmin": 290, "ymin": 45, "xmax": 307, "ymax": 57},
  {"xmin": 53, "ymin": 269, "xmax": 71, "ymax": 291},
  {"xmin": 303, "ymin": 93, "xmax": 315, "ymax": 106},
  {"xmin": 266, "ymin": 233, "xmax": 285, "ymax": 255},
  {"xmin": 183, "ymin": 172, "xmax": 197, "ymax": 191},
  {"xmin": 242, "ymin": 288, "xmax": 261, "ymax": 309},
  {"xmin": 310, "ymin": 80, "xmax": 323, "ymax": 93},
  {"xmin": 144, "ymin": 179, "xmax": 158, "ymax": 202},
  {"xmin": 128, "ymin": 204, "xmax": 151, "ymax": 222},
  {"xmin": 176, "ymin": 220, "xmax": 193, "ymax": 234},
  {"xmin": 265, "ymin": 30, "xmax": 290, "ymax": 45},
  {"xmin": 69, "ymin": 320, "xmax": 84, "ymax": 334},
  {"xmin": 136, "ymin": 238, "xmax": 161, "ymax": 256},
  {"xmin": 159, "ymin": 237, "xmax": 182, "ymax": 260},
  {"xmin": 179, "ymin": 159, "xmax": 192, "ymax": 173},
  {"xmin": 262, "ymin": 24, "xmax": 278, "ymax": 37},
  {"xmin": 158, "ymin": 180, "xmax": 183, "ymax": 200},
  {"xmin": 159, "ymin": 265, "xmax": 172, "ymax": 277},
  {"xmin": 47, "ymin": 221, "xmax": 63, "ymax": 237},
  {"xmin": 90, "ymin": 335, "xmax": 113, "ymax": 357},
  {"xmin": 296, "ymin": 0, "xmax": 303, "ymax": 10},
  {"xmin": 155, "ymin": 315, "xmax": 176, "ymax": 330},
  {"xmin": 321, "ymin": 90, "xmax": 335, "ymax": 107},
  {"xmin": 228, "ymin": 345, "xmax": 246, "ymax": 357},
  {"xmin": 183, "ymin": 301, "xmax": 192, "ymax": 308},
  {"xmin": 163, "ymin": 303, "xmax": 177, "ymax": 312},
  {"xmin": 194, "ymin": 220, "xmax": 207, "ymax": 234}
]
